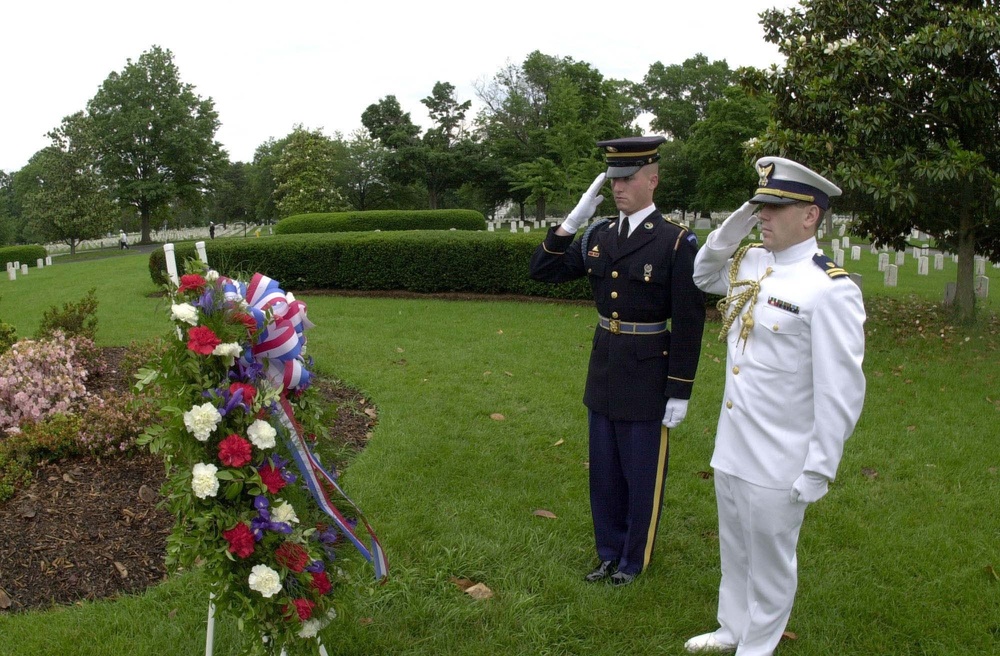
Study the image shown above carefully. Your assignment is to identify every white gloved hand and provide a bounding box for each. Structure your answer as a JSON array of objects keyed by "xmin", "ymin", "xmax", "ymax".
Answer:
[
  {"xmin": 662, "ymin": 398, "xmax": 689, "ymax": 428},
  {"xmin": 714, "ymin": 201, "xmax": 759, "ymax": 248},
  {"xmin": 560, "ymin": 173, "xmax": 606, "ymax": 234},
  {"xmin": 789, "ymin": 471, "xmax": 829, "ymax": 504}
]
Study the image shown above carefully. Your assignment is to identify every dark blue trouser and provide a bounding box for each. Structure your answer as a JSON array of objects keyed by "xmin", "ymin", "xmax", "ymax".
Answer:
[{"xmin": 588, "ymin": 410, "xmax": 670, "ymax": 575}]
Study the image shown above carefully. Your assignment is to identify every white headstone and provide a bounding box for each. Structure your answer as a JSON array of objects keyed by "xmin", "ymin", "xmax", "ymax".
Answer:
[
  {"xmin": 975, "ymin": 276, "xmax": 990, "ymax": 299},
  {"xmin": 884, "ymin": 264, "xmax": 898, "ymax": 287},
  {"xmin": 842, "ymin": 236, "xmax": 851, "ymax": 249},
  {"xmin": 195, "ymin": 241, "xmax": 208, "ymax": 264},
  {"xmin": 921, "ymin": 244, "xmax": 929, "ymax": 256},
  {"xmin": 832, "ymin": 238, "xmax": 841, "ymax": 251},
  {"xmin": 838, "ymin": 224, "xmax": 846, "ymax": 236},
  {"xmin": 895, "ymin": 251, "xmax": 905, "ymax": 266},
  {"xmin": 944, "ymin": 282, "xmax": 956, "ymax": 305},
  {"xmin": 918, "ymin": 256, "xmax": 929, "ymax": 275},
  {"xmin": 952, "ymin": 254, "xmax": 959, "ymax": 263},
  {"xmin": 817, "ymin": 228, "xmax": 824, "ymax": 240},
  {"xmin": 834, "ymin": 249, "xmax": 845, "ymax": 267},
  {"xmin": 912, "ymin": 246, "xmax": 921, "ymax": 258},
  {"xmin": 6, "ymin": 268, "xmax": 14, "ymax": 281},
  {"xmin": 974, "ymin": 257, "xmax": 986, "ymax": 276},
  {"xmin": 523, "ymin": 226, "xmax": 530, "ymax": 233},
  {"xmin": 934, "ymin": 254, "xmax": 944, "ymax": 270},
  {"xmin": 13, "ymin": 261, "xmax": 19, "ymax": 270},
  {"xmin": 20, "ymin": 264, "xmax": 27, "ymax": 275},
  {"xmin": 510, "ymin": 223, "xmax": 517, "ymax": 233},
  {"xmin": 870, "ymin": 245, "xmax": 878, "ymax": 255},
  {"xmin": 45, "ymin": 256, "xmax": 52, "ymax": 266},
  {"xmin": 878, "ymin": 253, "xmax": 889, "ymax": 272},
  {"xmin": 36, "ymin": 258, "xmax": 44, "ymax": 268},
  {"xmin": 851, "ymin": 246, "xmax": 861, "ymax": 261},
  {"xmin": 487, "ymin": 223, "xmax": 495, "ymax": 232}
]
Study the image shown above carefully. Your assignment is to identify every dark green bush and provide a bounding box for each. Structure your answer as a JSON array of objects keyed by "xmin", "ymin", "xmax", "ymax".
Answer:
[
  {"xmin": 0, "ymin": 245, "xmax": 47, "ymax": 269},
  {"xmin": 148, "ymin": 231, "xmax": 592, "ymax": 300},
  {"xmin": 275, "ymin": 209, "xmax": 486, "ymax": 234}
]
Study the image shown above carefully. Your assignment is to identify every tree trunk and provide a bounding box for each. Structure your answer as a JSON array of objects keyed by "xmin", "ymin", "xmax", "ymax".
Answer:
[
  {"xmin": 954, "ymin": 199, "xmax": 976, "ymax": 323},
  {"xmin": 140, "ymin": 202, "xmax": 152, "ymax": 244},
  {"xmin": 535, "ymin": 197, "xmax": 545, "ymax": 221},
  {"xmin": 428, "ymin": 187, "xmax": 439, "ymax": 210},
  {"xmin": 519, "ymin": 202, "xmax": 526, "ymax": 220}
]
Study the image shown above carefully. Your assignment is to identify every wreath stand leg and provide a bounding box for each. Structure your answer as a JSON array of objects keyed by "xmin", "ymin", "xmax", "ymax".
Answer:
[{"xmin": 206, "ymin": 596, "xmax": 330, "ymax": 656}]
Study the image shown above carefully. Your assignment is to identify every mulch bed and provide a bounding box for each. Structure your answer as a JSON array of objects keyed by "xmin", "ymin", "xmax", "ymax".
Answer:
[{"xmin": 0, "ymin": 348, "xmax": 376, "ymax": 613}]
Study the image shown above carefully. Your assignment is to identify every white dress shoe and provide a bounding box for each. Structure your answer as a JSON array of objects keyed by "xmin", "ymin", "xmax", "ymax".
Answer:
[{"xmin": 684, "ymin": 632, "xmax": 737, "ymax": 653}]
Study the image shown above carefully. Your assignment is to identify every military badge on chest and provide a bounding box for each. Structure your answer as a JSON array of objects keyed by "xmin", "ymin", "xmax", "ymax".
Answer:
[
  {"xmin": 588, "ymin": 244, "xmax": 601, "ymax": 258},
  {"xmin": 767, "ymin": 297, "xmax": 800, "ymax": 314},
  {"xmin": 643, "ymin": 263, "xmax": 652, "ymax": 282}
]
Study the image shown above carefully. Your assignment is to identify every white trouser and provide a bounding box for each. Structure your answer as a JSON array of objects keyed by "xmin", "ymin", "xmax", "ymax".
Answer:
[{"xmin": 712, "ymin": 470, "xmax": 807, "ymax": 656}]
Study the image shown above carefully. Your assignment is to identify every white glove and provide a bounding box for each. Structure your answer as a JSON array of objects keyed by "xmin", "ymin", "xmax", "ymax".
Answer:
[
  {"xmin": 790, "ymin": 471, "xmax": 829, "ymax": 504},
  {"xmin": 713, "ymin": 201, "xmax": 759, "ymax": 248},
  {"xmin": 662, "ymin": 398, "xmax": 689, "ymax": 428},
  {"xmin": 560, "ymin": 173, "xmax": 606, "ymax": 234}
]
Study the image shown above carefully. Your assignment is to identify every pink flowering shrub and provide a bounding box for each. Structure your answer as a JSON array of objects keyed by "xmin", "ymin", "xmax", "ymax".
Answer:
[{"xmin": 0, "ymin": 331, "xmax": 90, "ymax": 430}]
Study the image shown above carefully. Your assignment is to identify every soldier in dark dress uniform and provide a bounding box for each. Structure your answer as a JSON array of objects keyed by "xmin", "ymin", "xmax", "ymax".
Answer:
[{"xmin": 529, "ymin": 136, "xmax": 706, "ymax": 585}]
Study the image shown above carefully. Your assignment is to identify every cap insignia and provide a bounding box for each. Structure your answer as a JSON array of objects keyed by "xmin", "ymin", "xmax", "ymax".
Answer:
[{"xmin": 757, "ymin": 163, "xmax": 774, "ymax": 187}]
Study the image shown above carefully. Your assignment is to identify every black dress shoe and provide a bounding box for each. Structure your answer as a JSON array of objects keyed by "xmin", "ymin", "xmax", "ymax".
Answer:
[
  {"xmin": 609, "ymin": 570, "xmax": 637, "ymax": 586},
  {"xmin": 584, "ymin": 559, "xmax": 618, "ymax": 582}
]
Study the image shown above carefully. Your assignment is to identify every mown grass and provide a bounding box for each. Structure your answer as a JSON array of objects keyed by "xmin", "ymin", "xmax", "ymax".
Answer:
[{"xmin": 0, "ymin": 250, "xmax": 997, "ymax": 655}]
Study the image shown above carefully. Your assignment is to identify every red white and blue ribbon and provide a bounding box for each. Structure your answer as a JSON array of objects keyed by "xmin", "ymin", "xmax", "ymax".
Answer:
[{"xmin": 234, "ymin": 272, "xmax": 387, "ymax": 580}]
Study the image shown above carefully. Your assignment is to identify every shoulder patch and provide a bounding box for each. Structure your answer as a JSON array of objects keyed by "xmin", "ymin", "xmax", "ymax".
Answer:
[
  {"xmin": 686, "ymin": 232, "xmax": 698, "ymax": 246},
  {"xmin": 813, "ymin": 253, "xmax": 850, "ymax": 278},
  {"xmin": 665, "ymin": 217, "xmax": 687, "ymax": 230}
]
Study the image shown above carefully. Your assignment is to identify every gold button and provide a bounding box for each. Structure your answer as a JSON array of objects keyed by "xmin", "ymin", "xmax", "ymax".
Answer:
[
  {"xmin": 611, "ymin": 291, "xmax": 618, "ymax": 299},
  {"xmin": 773, "ymin": 324, "xmax": 780, "ymax": 331},
  {"xmin": 662, "ymin": 351, "xmax": 668, "ymax": 356},
  {"xmin": 726, "ymin": 400, "xmax": 733, "ymax": 409},
  {"xmin": 612, "ymin": 271, "xmax": 619, "ymax": 278},
  {"xmin": 644, "ymin": 276, "xmax": 650, "ymax": 282},
  {"xmin": 732, "ymin": 366, "xmax": 740, "ymax": 375},
  {"xmin": 766, "ymin": 267, "xmax": 773, "ymax": 275},
  {"xmin": 612, "ymin": 312, "xmax": 619, "ymax": 319}
]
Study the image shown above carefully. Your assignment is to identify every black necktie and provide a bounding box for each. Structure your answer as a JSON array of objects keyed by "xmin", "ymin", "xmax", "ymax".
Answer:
[{"xmin": 618, "ymin": 217, "xmax": 629, "ymax": 245}]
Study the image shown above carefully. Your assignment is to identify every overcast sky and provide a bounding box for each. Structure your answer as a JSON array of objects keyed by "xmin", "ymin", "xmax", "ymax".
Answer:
[{"xmin": 2, "ymin": 0, "xmax": 800, "ymax": 173}]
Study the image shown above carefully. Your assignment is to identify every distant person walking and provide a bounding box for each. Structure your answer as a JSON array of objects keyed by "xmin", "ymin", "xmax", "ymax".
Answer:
[
  {"xmin": 119, "ymin": 230, "xmax": 129, "ymax": 250},
  {"xmin": 209, "ymin": 222, "xmax": 216, "ymax": 239}
]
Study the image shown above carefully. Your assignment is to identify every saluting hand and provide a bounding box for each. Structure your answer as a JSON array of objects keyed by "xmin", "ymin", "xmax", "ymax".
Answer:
[
  {"xmin": 714, "ymin": 201, "xmax": 759, "ymax": 248},
  {"xmin": 560, "ymin": 173, "xmax": 606, "ymax": 234}
]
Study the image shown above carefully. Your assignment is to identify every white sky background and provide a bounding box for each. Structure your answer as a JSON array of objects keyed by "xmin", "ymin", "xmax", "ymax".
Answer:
[{"xmin": 1, "ymin": 0, "xmax": 800, "ymax": 173}]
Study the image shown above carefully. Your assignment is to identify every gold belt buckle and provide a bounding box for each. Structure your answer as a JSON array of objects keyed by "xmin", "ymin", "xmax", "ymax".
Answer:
[{"xmin": 609, "ymin": 319, "xmax": 621, "ymax": 334}]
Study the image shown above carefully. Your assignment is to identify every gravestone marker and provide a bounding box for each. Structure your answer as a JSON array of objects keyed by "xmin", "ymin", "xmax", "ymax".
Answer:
[
  {"xmin": 843, "ymin": 236, "xmax": 851, "ymax": 249},
  {"xmin": 975, "ymin": 276, "xmax": 990, "ymax": 299},
  {"xmin": 934, "ymin": 254, "xmax": 944, "ymax": 270},
  {"xmin": 878, "ymin": 253, "xmax": 889, "ymax": 272},
  {"xmin": 834, "ymin": 249, "xmax": 845, "ymax": 267},
  {"xmin": 975, "ymin": 257, "xmax": 986, "ymax": 276},
  {"xmin": 884, "ymin": 264, "xmax": 898, "ymax": 287},
  {"xmin": 918, "ymin": 256, "xmax": 929, "ymax": 275},
  {"xmin": 832, "ymin": 238, "xmax": 840, "ymax": 251},
  {"xmin": 851, "ymin": 246, "xmax": 861, "ymax": 261},
  {"xmin": 944, "ymin": 282, "xmax": 956, "ymax": 305},
  {"xmin": 20, "ymin": 264, "xmax": 27, "ymax": 275},
  {"xmin": 895, "ymin": 251, "xmax": 905, "ymax": 266}
]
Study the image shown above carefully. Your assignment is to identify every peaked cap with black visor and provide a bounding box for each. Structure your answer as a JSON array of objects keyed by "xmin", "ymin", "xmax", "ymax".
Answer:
[{"xmin": 597, "ymin": 136, "xmax": 667, "ymax": 179}]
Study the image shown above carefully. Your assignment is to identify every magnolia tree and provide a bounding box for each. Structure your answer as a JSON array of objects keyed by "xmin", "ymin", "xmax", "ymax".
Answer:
[{"xmin": 743, "ymin": 0, "xmax": 1000, "ymax": 321}]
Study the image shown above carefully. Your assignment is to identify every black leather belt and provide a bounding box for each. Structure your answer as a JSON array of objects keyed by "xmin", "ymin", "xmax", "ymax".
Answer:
[{"xmin": 598, "ymin": 315, "xmax": 668, "ymax": 335}]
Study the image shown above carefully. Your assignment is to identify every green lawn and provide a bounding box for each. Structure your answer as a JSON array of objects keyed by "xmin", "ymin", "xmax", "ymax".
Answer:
[{"xmin": 0, "ymin": 251, "xmax": 997, "ymax": 655}]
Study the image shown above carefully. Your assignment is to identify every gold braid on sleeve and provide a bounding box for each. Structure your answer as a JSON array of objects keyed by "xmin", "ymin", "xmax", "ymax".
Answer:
[{"xmin": 716, "ymin": 244, "xmax": 772, "ymax": 352}]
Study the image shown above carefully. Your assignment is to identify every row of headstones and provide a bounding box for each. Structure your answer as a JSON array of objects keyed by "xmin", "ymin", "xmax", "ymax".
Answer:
[
  {"xmin": 486, "ymin": 219, "xmax": 560, "ymax": 233},
  {"xmin": 5, "ymin": 257, "xmax": 54, "ymax": 281}
]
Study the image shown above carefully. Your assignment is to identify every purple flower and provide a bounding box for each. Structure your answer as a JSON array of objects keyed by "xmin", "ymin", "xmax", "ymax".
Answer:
[
  {"xmin": 194, "ymin": 287, "xmax": 216, "ymax": 314},
  {"xmin": 249, "ymin": 495, "xmax": 292, "ymax": 540},
  {"xmin": 305, "ymin": 560, "xmax": 325, "ymax": 574}
]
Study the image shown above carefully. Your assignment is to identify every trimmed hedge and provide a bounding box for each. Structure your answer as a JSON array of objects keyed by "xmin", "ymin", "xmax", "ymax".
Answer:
[
  {"xmin": 148, "ymin": 232, "xmax": 591, "ymax": 300},
  {"xmin": 0, "ymin": 245, "xmax": 47, "ymax": 268},
  {"xmin": 275, "ymin": 209, "xmax": 486, "ymax": 234}
]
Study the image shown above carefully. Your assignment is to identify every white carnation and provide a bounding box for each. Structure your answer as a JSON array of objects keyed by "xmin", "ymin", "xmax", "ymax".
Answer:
[
  {"xmin": 191, "ymin": 462, "xmax": 219, "ymax": 499},
  {"xmin": 248, "ymin": 564, "xmax": 282, "ymax": 598},
  {"xmin": 205, "ymin": 269, "xmax": 219, "ymax": 282},
  {"xmin": 247, "ymin": 419, "xmax": 277, "ymax": 449},
  {"xmin": 271, "ymin": 500, "xmax": 299, "ymax": 525},
  {"xmin": 298, "ymin": 619, "xmax": 321, "ymax": 639},
  {"xmin": 183, "ymin": 402, "xmax": 222, "ymax": 442},
  {"xmin": 170, "ymin": 303, "xmax": 199, "ymax": 326},
  {"xmin": 212, "ymin": 341, "xmax": 243, "ymax": 366}
]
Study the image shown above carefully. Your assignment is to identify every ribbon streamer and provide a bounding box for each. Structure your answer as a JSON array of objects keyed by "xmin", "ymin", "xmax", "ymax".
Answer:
[{"xmin": 235, "ymin": 272, "xmax": 387, "ymax": 580}]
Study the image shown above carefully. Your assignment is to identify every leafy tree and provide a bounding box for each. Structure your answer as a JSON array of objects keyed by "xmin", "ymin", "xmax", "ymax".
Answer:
[
  {"xmin": 0, "ymin": 172, "xmax": 17, "ymax": 245},
  {"xmin": 686, "ymin": 85, "xmax": 773, "ymax": 210},
  {"xmin": 87, "ymin": 45, "xmax": 225, "ymax": 243},
  {"xmin": 336, "ymin": 129, "xmax": 392, "ymax": 211},
  {"xmin": 745, "ymin": 0, "xmax": 1000, "ymax": 321},
  {"xmin": 20, "ymin": 113, "xmax": 114, "ymax": 254},
  {"xmin": 209, "ymin": 161, "xmax": 252, "ymax": 226},
  {"xmin": 247, "ymin": 135, "xmax": 293, "ymax": 226},
  {"xmin": 476, "ymin": 51, "xmax": 638, "ymax": 219},
  {"xmin": 654, "ymin": 139, "xmax": 698, "ymax": 218},
  {"xmin": 272, "ymin": 126, "xmax": 349, "ymax": 217},
  {"xmin": 640, "ymin": 54, "xmax": 735, "ymax": 141}
]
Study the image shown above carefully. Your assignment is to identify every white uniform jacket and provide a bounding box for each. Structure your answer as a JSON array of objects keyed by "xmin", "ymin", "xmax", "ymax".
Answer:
[{"xmin": 693, "ymin": 235, "xmax": 866, "ymax": 489}]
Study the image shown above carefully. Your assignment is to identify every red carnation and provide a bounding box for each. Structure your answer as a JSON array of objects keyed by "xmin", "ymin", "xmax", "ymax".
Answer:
[
  {"xmin": 218, "ymin": 433, "xmax": 253, "ymax": 467},
  {"xmin": 284, "ymin": 598, "xmax": 315, "ymax": 621},
  {"xmin": 275, "ymin": 542, "xmax": 310, "ymax": 573},
  {"xmin": 222, "ymin": 522, "xmax": 255, "ymax": 559},
  {"xmin": 187, "ymin": 325, "xmax": 221, "ymax": 355},
  {"xmin": 178, "ymin": 273, "xmax": 207, "ymax": 294},
  {"xmin": 310, "ymin": 570, "xmax": 332, "ymax": 595},
  {"xmin": 258, "ymin": 462, "xmax": 287, "ymax": 494},
  {"xmin": 234, "ymin": 312, "xmax": 258, "ymax": 336},
  {"xmin": 229, "ymin": 382, "xmax": 256, "ymax": 408}
]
